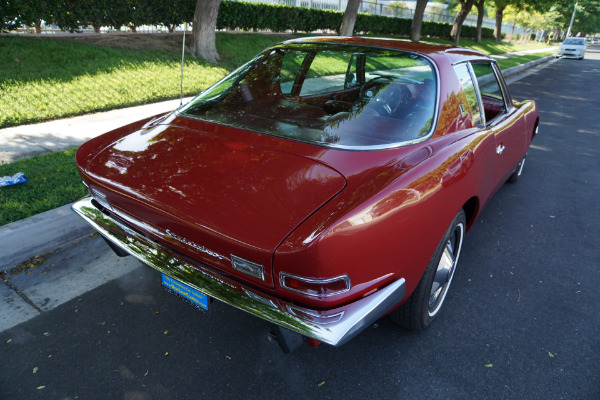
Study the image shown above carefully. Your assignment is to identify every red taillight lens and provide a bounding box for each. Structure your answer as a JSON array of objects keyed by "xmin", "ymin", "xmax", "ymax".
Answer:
[{"xmin": 280, "ymin": 273, "xmax": 350, "ymax": 297}]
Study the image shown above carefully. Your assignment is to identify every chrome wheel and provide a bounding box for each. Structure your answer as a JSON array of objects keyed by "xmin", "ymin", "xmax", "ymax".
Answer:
[
  {"xmin": 428, "ymin": 222, "xmax": 464, "ymax": 317},
  {"xmin": 390, "ymin": 210, "xmax": 466, "ymax": 331}
]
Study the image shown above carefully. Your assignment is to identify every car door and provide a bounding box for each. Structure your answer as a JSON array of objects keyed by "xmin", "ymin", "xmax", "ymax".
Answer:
[{"xmin": 469, "ymin": 62, "xmax": 527, "ymax": 184}]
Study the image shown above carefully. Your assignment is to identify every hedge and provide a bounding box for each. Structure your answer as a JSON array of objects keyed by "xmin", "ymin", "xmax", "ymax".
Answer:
[
  {"xmin": 217, "ymin": 1, "xmax": 495, "ymax": 39},
  {"xmin": 2, "ymin": 0, "xmax": 495, "ymax": 40}
]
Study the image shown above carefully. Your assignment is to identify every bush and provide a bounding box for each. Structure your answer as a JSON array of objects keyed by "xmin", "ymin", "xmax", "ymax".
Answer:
[
  {"xmin": 1, "ymin": 0, "xmax": 496, "ymax": 40},
  {"xmin": 216, "ymin": 1, "xmax": 495, "ymax": 39}
]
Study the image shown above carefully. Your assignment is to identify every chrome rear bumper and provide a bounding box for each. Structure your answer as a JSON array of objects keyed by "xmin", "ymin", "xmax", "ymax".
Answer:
[{"xmin": 72, "ymin": 196, "xmax": 406, "ymax": 346}]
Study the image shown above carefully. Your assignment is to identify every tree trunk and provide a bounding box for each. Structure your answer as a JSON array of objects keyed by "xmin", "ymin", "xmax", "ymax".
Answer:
[
  {"xmin": 410, "ymin": 0, "xmax": 429, "ymax": 42},
  {"xmin": 450, "ymin": 0, "xmax": 476, "ymax": 44},
  {"xmin": 553, "ymin": 27, "xmax": 560, "ymax": 41},
  {"xmin": 93, "ymin": 24, "xmax": 101, "ymax": 34},
  {"xmin": 494, "ymin": 6, "xmax": 505, "ymax": 43},
  {"xmin": 35, "ymin": 20, "xmax": 42, "ymax": 34},
  {"xmin": 475, "ymin": 0, "xmax": 484, "ymax": 43},
  {"xmin": 340, "ymin": 0, "xmax": 361, "ymax": 36},
  {"xmin": 191, "ymin": 0, "xmax": 221, "ymax": 63}
]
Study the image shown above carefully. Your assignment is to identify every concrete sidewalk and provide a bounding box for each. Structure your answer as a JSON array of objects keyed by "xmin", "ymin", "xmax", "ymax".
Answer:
[{"xmin": 0, "ymin": 97, "xmax": 192, "ymax": 164}]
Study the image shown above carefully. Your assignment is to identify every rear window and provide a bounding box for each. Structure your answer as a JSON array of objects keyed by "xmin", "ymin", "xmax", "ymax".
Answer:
[{"xmin": 180, "ymin": 43, "xmax": 437, "ymax": 149}]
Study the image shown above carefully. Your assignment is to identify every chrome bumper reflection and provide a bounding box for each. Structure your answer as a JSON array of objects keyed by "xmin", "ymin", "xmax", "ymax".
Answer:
[{"xmin": 72, "ymin": 196, "xmax": 405, "ymax": 346}]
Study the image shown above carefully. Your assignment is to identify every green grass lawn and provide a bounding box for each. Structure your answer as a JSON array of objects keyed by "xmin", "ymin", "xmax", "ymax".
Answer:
[
  {"xmin": 0, "ymin": 147, "xmax": 87, "ymax": 225},
  {"xmin": 422, "ymin": 37, "xmax": 553, "ymax": 55},
  {"xmin": 0, "ymin": 33, "xmax": 293, "ymax": 129},
  {"xmin": 0, "ymin": 33, "xmax": 554, "ymax": 226},
  {"xmin": 497, "ymin": 51, "xmax": 556, "ymax": 69},
  {"xmin": 0, "ymin": 33, "xmax": 553, "ymax": 129}
]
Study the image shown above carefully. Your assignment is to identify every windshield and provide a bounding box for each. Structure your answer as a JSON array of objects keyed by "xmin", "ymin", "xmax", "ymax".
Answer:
[
  {"xmin": 563, "ymin": 38, "xmax": 585, "ymax": 45},
  {"xmin": 180, "ymin": 43, "xmax": 437, "ymax": 149}
]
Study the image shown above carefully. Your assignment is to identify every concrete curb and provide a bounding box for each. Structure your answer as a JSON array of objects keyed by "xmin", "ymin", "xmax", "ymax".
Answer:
[
  {"xmin": 0, "ymin": 202, "xmax": 93, "ymax": 270},
  {"xmin": 501, "ymin": 55, "xmax": 555, "ymax": 78}
]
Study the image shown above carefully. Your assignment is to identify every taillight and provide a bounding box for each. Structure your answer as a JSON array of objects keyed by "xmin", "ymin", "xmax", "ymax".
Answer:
[{"xmin": 280, "ymin": 273, "xmax": 350, "ymax": 297}]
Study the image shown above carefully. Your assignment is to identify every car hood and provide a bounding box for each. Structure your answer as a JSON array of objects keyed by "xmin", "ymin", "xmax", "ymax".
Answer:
[{"xmin": 81, "ymin": 121, "xmax": 346, "ymax": 287}]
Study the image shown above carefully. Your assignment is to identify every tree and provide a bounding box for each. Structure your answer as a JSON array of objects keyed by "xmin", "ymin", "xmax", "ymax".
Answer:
[
  {"xmin": 10, "ymin": 0, "xmax": 52, "ymax": 33},
  {"xmin": 149, "ymin": 0, "xmax": 192, "ymax": 33},
  {"xmin": 0, "ymin": 1, "xmax": 18, "ymax": 31},
  {"xmin": 554, "ymin": 0, "xmax": 600, "ymax": 36},
  {"xmin": 121, "ymin": 0, "xmax": 152, "ymax": 32},
  {"xmin": 340, "ymin": 0, "xmax": 361, "ymax": 36},
  {"xmin": 411, "ymin": 0, "xmax": 429, "ymax": 42},
  {"xmin": 474, "ymin": 0, "xmax": 486, "ymax": 42},
  {"xmin": 191, "ymin": 0, "xmax": 221, "ymax": 63},
  {"xmin": 493, "ymin": 0, "xmax": 510, "ymax": 42},
  {"xmin": 450, "ymin": 0, "xmax": 476, "ymax": 44}
]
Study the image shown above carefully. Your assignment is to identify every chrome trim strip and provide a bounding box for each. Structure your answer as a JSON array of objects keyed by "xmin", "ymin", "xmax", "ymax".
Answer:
[{"xmin": 72, "ymin": 197, "xmax": 406, "ymax": 346}]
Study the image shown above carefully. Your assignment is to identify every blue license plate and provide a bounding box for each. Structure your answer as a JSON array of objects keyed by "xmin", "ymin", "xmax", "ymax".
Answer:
[{"xmin": 161, "ymin": 274, "xmax": 209, "ymax": 311}]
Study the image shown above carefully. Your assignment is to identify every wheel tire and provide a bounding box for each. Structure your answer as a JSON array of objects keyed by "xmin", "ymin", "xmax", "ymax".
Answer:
[
  {"xmin": 391, "ymin": 210, "xmax": 466, "ymax": 331},
  {"xmin": 507, "ymin": 153, "xmax": 526, "ymax": 183}
]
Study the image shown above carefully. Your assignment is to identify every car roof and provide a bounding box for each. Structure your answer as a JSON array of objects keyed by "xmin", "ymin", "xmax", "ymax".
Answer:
[{"xmin": 280, "ymin": 36, "xmax": 492, "ymax": 64}]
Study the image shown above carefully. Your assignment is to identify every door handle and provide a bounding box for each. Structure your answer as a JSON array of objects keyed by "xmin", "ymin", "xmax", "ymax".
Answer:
[{"xmin": 496, "ymin": 144, "xmax": 505, "ymax": 155}]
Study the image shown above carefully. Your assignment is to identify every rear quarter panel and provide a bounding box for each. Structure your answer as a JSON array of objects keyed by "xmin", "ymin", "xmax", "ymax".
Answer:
[
  {"xmin": 273, "ymin": 53, "xmax": 508, "ymax": 308},
  {"xmin": 273, "ymin": 126, "xmax": 498, "ymax": 308}
]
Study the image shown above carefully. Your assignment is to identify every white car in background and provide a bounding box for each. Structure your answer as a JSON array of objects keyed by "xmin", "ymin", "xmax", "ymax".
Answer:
[{"xmin": 556, "ymin": 37, "xmax": 587, "ymax": 59}]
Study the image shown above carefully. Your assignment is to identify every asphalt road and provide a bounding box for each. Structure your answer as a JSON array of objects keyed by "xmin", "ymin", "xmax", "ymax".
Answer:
[{"xmin": 1, "ymin": 47, "xmax": 599, "ymax": 400}]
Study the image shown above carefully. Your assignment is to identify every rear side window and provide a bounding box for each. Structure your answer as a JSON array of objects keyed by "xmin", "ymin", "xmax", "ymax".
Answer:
[{"xmin": 453, "ymin": 63, "xmax": 482, "ymax": 127}]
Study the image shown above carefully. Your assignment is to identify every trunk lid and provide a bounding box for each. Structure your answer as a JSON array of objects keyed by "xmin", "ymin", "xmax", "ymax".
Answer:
[{"xmin": 82, "ymin": 121, "xmax": 346, "ymax": 288}]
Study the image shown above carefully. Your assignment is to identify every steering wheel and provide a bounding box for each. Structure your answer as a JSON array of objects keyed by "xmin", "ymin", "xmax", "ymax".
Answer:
[
  {"xmin": 360, "ymin": 79, "xmax": 413, "ymax": 117},
  {"xmin": 359, "ymin": 76, "xmax": 394, "ymax": 99}
]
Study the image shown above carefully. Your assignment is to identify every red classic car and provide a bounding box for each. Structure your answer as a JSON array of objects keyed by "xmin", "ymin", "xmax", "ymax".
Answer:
[{"xmin": 73, "ymin": 37, "xmax": 538, "ymax": 351}]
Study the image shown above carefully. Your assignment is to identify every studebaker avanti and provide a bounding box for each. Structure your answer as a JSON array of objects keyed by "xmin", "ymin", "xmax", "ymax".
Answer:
[{"xmin": 73, "ymin": 37, "xmax": 538, "ymax": 351}]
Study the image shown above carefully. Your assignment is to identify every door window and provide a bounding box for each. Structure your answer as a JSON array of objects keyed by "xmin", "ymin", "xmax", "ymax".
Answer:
[{"xmin": 470, "ymin": 63, "xmax": 508, "ymax": 124}]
